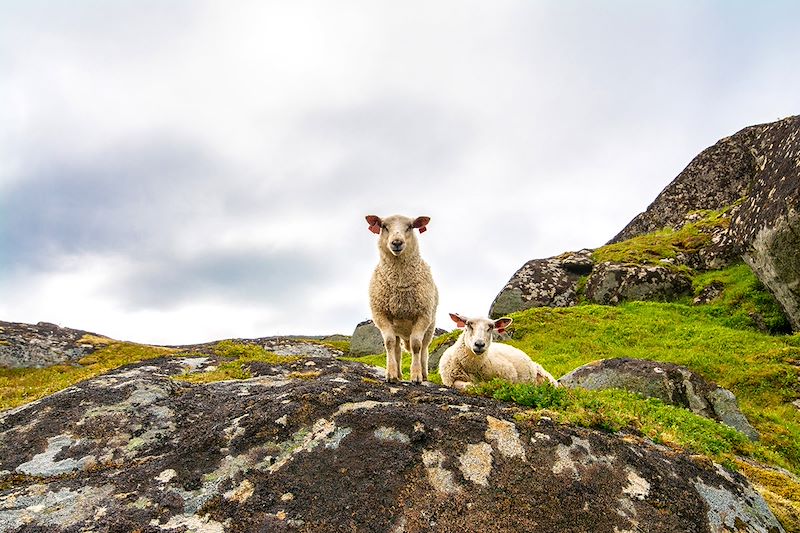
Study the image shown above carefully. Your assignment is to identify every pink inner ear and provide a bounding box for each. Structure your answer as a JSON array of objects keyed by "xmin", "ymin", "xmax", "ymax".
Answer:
[
  {"xmin": 449, "ymin": 314, "xmax": 466, "ymax": 327},
  {"xmin": 369, "ymin": 224, "xmax": 381, "ymax": 234},
  {"xmin": 495, "ymin": 327, "xmax": 506, "ymax": 334}
]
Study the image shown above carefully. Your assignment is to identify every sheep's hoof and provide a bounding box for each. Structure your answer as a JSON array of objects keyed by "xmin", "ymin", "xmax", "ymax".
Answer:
[{"xmin": 386, "ymin": 376, "xmax": 400, "ymax": 383}]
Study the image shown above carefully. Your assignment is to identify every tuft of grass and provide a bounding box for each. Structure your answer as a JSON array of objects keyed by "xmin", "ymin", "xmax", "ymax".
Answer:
[
  {"xmin": 469, "ymin": 379, "xmax": 568, "ymax": 409},
  {"xmin": 0, "ymin": 342, "xmax": 179, "ymax": 411},
  {"xmin": 173, "ymin": 341, "xmax": 300, "ymax": 384},
  {"xmin": 77, "ymin": 334, "xmax": 115, "ymax": 346},
  {"xmin": 288, "ymin": 370, "xmax": 322, "ymax": 380},
  {"xmin": 320, "ymin": 339, "xmax": 351, "ymax": 353}
]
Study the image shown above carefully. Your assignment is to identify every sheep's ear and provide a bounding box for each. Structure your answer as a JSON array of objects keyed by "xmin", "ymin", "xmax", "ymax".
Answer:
[
  {"xmin": 366, "ymin": 215, "xmax": 382, "ymax": 235},
  {"xmin": 413, "ymin": 216, "xmax": 430, "ymax": 234},
  {"xmin": 449, "ymin": 313, "xmax": 467, "ymax": 328},
  {"xmin": 493, "ymin": 317, "xmax": 513, "ymax": 334}
]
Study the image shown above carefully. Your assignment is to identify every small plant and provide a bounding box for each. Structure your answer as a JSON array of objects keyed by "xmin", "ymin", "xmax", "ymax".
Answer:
[{"xmin": 468, "ymin": 379, "xmax": 567, "ymax": 409}]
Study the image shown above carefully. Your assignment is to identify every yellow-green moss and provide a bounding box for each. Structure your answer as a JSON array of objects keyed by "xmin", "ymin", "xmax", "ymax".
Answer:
[
  {"xmin": 736, "ymin": 460, "xmax": 800, "ymax": 531},
  {"xmin": 172, "ymin": 341, "xmax": 300, "ymax": 384},
  {"xmin": 0, "ymin": 342, "xmax": 179, "ymax": 411},
  {"xmin": 288, "ymin": 370, "xmax": 322, "ymax": 380},
  {"xmin": 319, "ymin": 339, "xmax": 351, "ymax": 353},
  {"xmin": 593, "ymin": 208, "xmax": 730, "ymax": 267}
]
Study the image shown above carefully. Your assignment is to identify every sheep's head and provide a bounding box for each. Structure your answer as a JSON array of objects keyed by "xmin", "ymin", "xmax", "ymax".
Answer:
[
  {"xmin": 365, "ymin": 214, "xmax": 430, "ymax": 257},
  {"xmin": 449, "ymin": 313, "xmax": 512, "ymax": 355}
]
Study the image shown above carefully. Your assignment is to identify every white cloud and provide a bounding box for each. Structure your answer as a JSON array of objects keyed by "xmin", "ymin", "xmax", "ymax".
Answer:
[{"xmin": 1, "ymin": 1, "xmax": 799, "ymax": 343}]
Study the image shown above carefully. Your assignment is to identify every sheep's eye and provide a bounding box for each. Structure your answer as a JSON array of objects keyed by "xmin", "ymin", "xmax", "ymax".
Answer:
[
  {"xmin": 487, "ymin": 325, "xmax": 493, "ymax": 332},
  {"xmin": 465, "ymin": 322, "xmax": 472, "ymax": 329},
  {"xmin": 406, "ymin": 225, "xmax": 413, "ymax": 231}
]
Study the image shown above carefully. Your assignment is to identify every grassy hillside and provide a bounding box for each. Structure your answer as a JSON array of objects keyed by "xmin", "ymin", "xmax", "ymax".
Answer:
[
  {"xmin": 347, "ymin": 301, "xmax": 800, "ymax": 468},
  {"xmin": 345, "ymin": 256, "xmax": 800, "ymax": 528}
]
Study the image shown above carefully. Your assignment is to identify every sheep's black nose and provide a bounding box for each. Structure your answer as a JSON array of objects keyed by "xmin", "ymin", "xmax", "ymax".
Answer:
[
  {"xmin": 474, "ymin": 340, "xmax": 486, "ymax": 350},
  {"xmin": 391, "ymin": 240, "xmax": 403, "ymax": 248}
]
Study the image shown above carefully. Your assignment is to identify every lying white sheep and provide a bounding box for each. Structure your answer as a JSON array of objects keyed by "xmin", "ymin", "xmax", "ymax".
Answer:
[
  {"xmin": 366, "ymin": 214, "xmax": 439, "ymax": 383},
  {"xmin": 438, "ymin": 313, "xmax": 558, "ymax": 390}
]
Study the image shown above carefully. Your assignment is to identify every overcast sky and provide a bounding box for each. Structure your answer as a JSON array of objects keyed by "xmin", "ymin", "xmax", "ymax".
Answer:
[{"xmin": 1, "ymin": 1, "xmax": 798, "ymax": 344}]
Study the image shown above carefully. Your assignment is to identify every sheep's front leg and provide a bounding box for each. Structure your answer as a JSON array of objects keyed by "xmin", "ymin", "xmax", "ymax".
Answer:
[
  {"xmin": 454, "ymin": 380, "xmax": 473, "ymax": 391},
  {"xmin": 384, "ymin": 334, "xmax": 402, "ymax": 382},
  {"xmin": 409, "ymin": 320, "xmax": 430, "ymax": 384},
  {"xmin": 420, "ymin": 328, "xmax": 434, "ymax": 381}
]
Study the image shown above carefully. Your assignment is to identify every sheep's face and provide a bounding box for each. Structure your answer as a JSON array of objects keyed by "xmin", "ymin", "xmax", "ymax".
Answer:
[
  {"xmin": 449, "ymin": 313, "xmax": 513, "ymax": 356},
  {"xmin": 365, "ymin": 214, "xmax": 430, "ymax": 257}
]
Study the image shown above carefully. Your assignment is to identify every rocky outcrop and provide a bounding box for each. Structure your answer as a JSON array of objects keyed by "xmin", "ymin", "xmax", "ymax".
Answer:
[
  {"xmin": 559, "ymin": 358, "xmax": 759, "ymax": 441},
  {"xmin": 0, "ymin": 321, "xmax": 106, "ymax": 368},
  {"xmin": 745, "ymin": 213, "xmax": 800, "ymax": 331},
  {"xmin": 489, "ymin": 250, "xmax": 593, "ymax": 318},
  {"xmin": 0, "ymin": 342, "xmax": 783, "ymax": 532},
  {"xmin": 491, "ymin": 116, "xmax": 800, "ymax": 329},
  {"xmin": 610, "ymin": 129, "xmax": 763, "ymax": 244},
  {"xmin": 611, "ymin": 115, "xmax": 800, "ymax": 329}
]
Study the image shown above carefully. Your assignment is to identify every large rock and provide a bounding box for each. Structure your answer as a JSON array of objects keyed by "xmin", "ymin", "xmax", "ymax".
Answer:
[
  {"xmin": 0, "ymin": 343, "xmax": 783, "ymax": 532},
  {"xmin": 489, "ymin": 250, "xmax": 593, "ymax": 318},
  {"xmin": 584, "ymin": 263, "xmax": 693, "ymax": 305},
  {"xmin": 349, "ymin": 319, "xmax": 385, "ymax": 357},
  {"xmin": 729, "ymin": 119, "xmax": 800, "ymax": 330},
  {"xmin": 559, "ymin": 358, "xmax": 759, "ymax": 440},
  {"xmin": 491, "ymin": 116, "xmax": 800, "ymax": 329},
  {"xmin": 0, "ymin": 321, "xmax": 106, "ymax": 368},
  {"xmin": 611, "ymin": 115, "xmax": 800, "ymax": 330}
]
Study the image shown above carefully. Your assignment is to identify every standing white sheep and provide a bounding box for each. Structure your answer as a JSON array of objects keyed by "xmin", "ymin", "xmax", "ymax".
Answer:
[
  {"xmin": 366, "ymin": 214, "xmax": 439, "ymax": 383},
  {"xmin": 438, "ymin": 313, "xmax": 558, "ymax": 390}
]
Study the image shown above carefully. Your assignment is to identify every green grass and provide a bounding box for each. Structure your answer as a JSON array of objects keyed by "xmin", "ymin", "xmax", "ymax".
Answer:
[
  {"xmin": 347, "ymin": 302, "xmax": 800, "ymax": 475},
  {"xmin": 319, "ymin": 339, "xmax": 351, "ymax": 353},
  {"xmin": 692, "ymin": 262, "xmax": 790, "ymax": 333},
  {"xmin": 173, "ymin": 340, "xmax": 300, "ymax": 383},
  {"xmin": 500, "ymin": 303, "xmax": 800, "ymax": 473},
  {"xmin": 0, "ymin": 338, "xmax": 179, "ymax": 411}
]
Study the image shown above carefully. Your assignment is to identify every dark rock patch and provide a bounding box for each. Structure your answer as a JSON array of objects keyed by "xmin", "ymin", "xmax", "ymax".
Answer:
[
  {"xmin": 0, "ymin": 321, "xmax": 106, "ymax": 368},
  {"xmin": 489, "ymin": 250, "xmax": 593, "ymax": 318}
]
